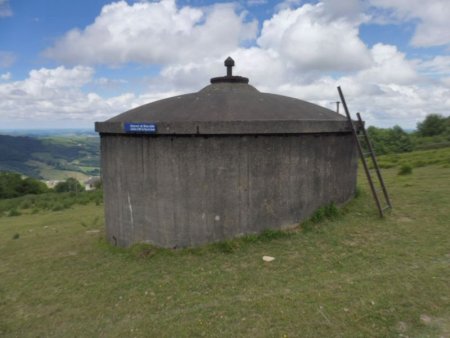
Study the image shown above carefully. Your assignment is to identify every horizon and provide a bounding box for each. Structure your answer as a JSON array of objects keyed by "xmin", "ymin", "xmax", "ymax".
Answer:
[{"xmin": 0, "ymin": 124, "xmax": 418, "ymax": 132}]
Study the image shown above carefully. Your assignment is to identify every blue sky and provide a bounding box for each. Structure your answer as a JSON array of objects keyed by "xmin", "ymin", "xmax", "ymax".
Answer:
[{"xmin": 1, "ymin": 0, "xmax": 450, "ymax": 129}]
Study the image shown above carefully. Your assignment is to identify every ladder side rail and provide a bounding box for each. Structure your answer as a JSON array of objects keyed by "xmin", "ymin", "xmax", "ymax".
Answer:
[
  {"xmin": 356, "ymin": 113, "xmax": 392, "ymax": 209},
  {"xmin": 337, "ymin": 87, "xmax": 384, "ymax": 217}
]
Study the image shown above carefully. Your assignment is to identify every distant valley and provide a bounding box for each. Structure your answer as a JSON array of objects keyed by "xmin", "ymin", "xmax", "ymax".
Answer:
[{"xmin": 0, "ymin": 131, "xmax": 99, "ymax": 181}]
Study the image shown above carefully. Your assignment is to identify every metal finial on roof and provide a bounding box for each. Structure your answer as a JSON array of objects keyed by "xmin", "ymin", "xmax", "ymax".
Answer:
[
  {"xmin": 210, "ymin": 57, "xmax": 249, "ymax": 84},
  {"xmin": 225, "ymin": 57, "xmax": 235, "ymax": 76}
]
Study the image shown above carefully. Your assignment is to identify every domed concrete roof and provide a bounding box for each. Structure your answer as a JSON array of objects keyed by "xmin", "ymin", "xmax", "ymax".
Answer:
[
  {"xmin": 107, "ymin": 82, "xmax": 345, "ymax": 123},
  {"xmin": 95, "ymin": 58, "xmax": 349, "ymax": 135}
]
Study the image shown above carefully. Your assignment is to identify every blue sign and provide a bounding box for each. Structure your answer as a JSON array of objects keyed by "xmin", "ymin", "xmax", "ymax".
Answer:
[{"xmin": 124, "ymin": 123, "xmax": 157, "ymax": 134}]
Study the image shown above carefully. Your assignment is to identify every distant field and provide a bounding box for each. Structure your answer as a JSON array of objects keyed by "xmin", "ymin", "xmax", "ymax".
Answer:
[
  {"xmin": 0, "ymin": 134, "xmax": 99, "ymax": 180},
  {"xmin": 0, "ymin": 148, "xmax": 449, "ymax": 337}
]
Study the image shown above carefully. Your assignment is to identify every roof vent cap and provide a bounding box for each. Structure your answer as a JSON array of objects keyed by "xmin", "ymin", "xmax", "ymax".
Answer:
[{"xmin": 210, "ymin": 57, "xmax": 249, "ymax": 84}]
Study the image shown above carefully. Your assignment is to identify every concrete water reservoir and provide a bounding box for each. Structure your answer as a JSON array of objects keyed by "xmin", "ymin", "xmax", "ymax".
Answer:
[{"xmin": 95, "ymin": 58, "xmax": 358, "ymax": 248}]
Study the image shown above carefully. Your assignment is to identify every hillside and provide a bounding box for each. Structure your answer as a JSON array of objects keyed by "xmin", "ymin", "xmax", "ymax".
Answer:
[
  {"xmin": 0, "ymin": 134, "xmax": 99, "ymax": 180},
  {"xmin": 0, "ymin": 147, "xmax": 449, "ymax": 337}
]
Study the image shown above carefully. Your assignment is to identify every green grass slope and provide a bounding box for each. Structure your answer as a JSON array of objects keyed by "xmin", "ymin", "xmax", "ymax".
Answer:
[{"xmin": 0, "ymin": 149, "xmax": 449, "ymax": 337}]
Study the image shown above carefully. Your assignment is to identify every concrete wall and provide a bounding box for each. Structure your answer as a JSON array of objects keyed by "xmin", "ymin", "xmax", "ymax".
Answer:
[{"xmin": 100, "ymin": 133, "xmax": 357, "ymax": 248}]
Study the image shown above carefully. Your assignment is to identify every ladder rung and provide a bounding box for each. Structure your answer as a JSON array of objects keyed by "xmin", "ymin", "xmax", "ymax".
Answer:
[
  {"xmin": 369, "ymin": 183, "xmax": 388, "ymax": 198},
  {"xmin": 372, "ymin": 188, "xmax": 383, "ymax": 197},
  {"xmin": 367, "ymin": 168, "xmax": 377, "ymax": 175},
  {"xmin": 382, "ymin": 205, "xmax": 391, "ymax": 211},
  {"xmin": 362, "ymin": 152, "xmax": 372, "ymax": 157}
]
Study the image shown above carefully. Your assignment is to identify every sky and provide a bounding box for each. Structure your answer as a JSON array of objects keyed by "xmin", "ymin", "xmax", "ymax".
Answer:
[{"xmin": 1, "ymin": 0, "xmax": 450, "ymax": 130}]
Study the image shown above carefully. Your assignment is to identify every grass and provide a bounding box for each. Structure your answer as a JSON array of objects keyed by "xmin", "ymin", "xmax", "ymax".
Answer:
[
  {"xmin": 0, "ymin": 190, "xmax": 102, "ymax": 217},
  {"xmin": 398, "ymin": 164, "xmax": 413, "ymax": 176},
  {"xmin": 374, "ymin": 147, "xmax": 450, "ymax": 169},
  {"xmin": 0, "ymin": 148, "xmax": 449, "ymax": 337}
]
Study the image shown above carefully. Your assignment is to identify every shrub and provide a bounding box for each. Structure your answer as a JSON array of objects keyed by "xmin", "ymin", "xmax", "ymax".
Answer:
[
  {"xmin": 8, "ymin": 209, "xmax": 21, "ymax": 217},
  {"xmin": 52, "ymin": 203, "xmax": 65, "ymax": 211},
  {"xmin": 20, "ymin": 200, "xmax": 31, "ymax": 209},
  {"xmin": 310, "ymin": 207, "xmax": 326, "ymax": 224},
  {"xmin": 366, "ymin": 125, "xmax": 413, "ymax": 155},
  {"xmin": 310, "ymin": 203, "xmax": 339, "ymax": 223},
  {"xmin": 213, "ymin": 241, "xmax": 237, "ymax": 254},
  {"xmin": 54, "ymin": 178, "xmax": 85, "ymax": 193},
  {"xmin": 398, "ymin": 164, "xmax": 413, "ymax": 175},
  {"xmin": 0, "ymin": 171, "xmax": 48, "ymax": 199},
  {"xmin": 323, "ymin": 203, "xmax": 340, "ymax": 219}
]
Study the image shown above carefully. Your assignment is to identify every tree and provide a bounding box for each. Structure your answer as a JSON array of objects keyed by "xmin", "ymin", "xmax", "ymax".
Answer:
[
  {"xmin": 390, "ymin": 125, "xmax": 414, "ymax": 153},
  {"xmin": 417, "ymin": 114, "xmax": 449, "ymax": 137},
  {"xmin": 18, "ymin": 177, "xmax": 49, "ymax": 195},
  {"xmin": 0, "ymin": 172, "xmax": 22, "ymax": 198},
  {"xmin": 0, "ymin": 171, "xmax": 48, "ymax": 199},
  {"xmin": 54, "ymin": 178, "xmax": 85, "ymax": 193},
  {"xmin": 366, "ymin": 125, "xmax": 413, "ymax": 155}
]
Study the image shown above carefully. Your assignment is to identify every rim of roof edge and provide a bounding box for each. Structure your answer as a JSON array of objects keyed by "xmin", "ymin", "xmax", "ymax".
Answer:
[{"xmin": 95, "ymin": 57, "xmax": 350, "ymax": 135}]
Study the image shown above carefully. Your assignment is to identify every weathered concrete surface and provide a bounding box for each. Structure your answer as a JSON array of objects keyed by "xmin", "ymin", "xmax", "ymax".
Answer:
[
  {"xmin": 96, "ymin": 82, "xmax": 349, "ymax": 136},
  {"xmin": 101, "ymin": 133, "xmax": 357, "ymax": 248}
]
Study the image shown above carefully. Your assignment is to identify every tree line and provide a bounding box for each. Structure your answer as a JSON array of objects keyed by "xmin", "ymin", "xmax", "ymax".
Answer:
[
  {"xmin": 0, "ymin": 173, "xmax": 88, "ymax": 199},
  {"xmin": 366, "ymin": 114, "xmax": 450, "ymax": 155}
]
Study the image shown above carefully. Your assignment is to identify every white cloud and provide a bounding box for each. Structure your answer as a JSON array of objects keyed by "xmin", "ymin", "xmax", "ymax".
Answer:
[
  {"xmin": 0, "ymin": 66, "xmax": 95, "ymax": 121},
  {"xmin": 159, "ymin": 58, "xmax": 223, "ymax": 90},
  {"xmin": 441, "ymin": 77, "xmax": 450, "ymax": 88},
  {"xmin": 0, "ymin": 65, "xmax": 181, "ymax": 127},
  {"xmin": 228, "ymin": 48, "xmax": 288, "ymax": 89},
  {"xmin": 44, "ymin": 0, "xmax": 257, "ymax": 66},
  {"xmin": 143, "ymin": 38, "xmax": 445, "ymax": 129},
  {"xmin": 369, "ymin": 0, "xmax": 450, "ymax": 47},
  {"xmin": 149, "ymin": 2, "xmax": 449, "ymax": 129},
  {"xmin": 158, "ymin": 48, "xmax": 287, "ymax": 92},
  {"xmin": 0, "ymin": 0, "xmax": 12, "ymax": 17},
  {"xmin": 257, "ymin": 3, "xmax": 372, "ymax": 72},
  {"xmin": 321, "ymin": 0, "xmax": 367, "ymax": 22},
  {"xmin": 419, "ymin": 56, "xmax": 450, "ymax": 76},
  {"xmin": 356, "ymin": 43, "xmax": 418, "ymax": 85},
  {"xmin": 270, "ymin": 76, "xmax": 450, "ymax": 129}
]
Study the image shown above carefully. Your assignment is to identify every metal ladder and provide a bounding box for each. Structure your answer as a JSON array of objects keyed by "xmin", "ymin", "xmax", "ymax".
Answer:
[{"xmin": 337, "ymin": 86, "xmax": 392, "ymax": 217}]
